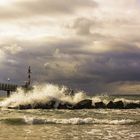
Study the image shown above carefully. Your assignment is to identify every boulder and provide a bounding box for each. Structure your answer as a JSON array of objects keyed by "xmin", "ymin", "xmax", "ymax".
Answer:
[
  {"xmin": 33, "ymin": 100, "xmax": 56, "ymax": 109},
  {"xmin": 114, "ymin": 101, "xmax": 124, "ymax": 109},
  {"xmin": 8, "ymin": 106, "xmax": 19, "ymax": 109},
  {"xmin": 17, "ymin": 100, "xmax": 56, "ymax": 110},
  {"xmin": 19, "ymin": 104, "xmax": 32, "ymax": 110},
  {"xmin": 57, "ymin": 102, "xmax": 73, "ymax": 109},
  {"xmin": 73, "ymin": 99, "xmax": 92, "ymax": 109},
  {"xmin": 107, "ymin": 101, "xmax": 115, "ymax": 109},
  {"xmin": 125, "ymin": 103, "xmax": 140, "ymax": 109},
  {"xmin": 94, "ymin": 102, "xmax": 106, "ymax": 108}
]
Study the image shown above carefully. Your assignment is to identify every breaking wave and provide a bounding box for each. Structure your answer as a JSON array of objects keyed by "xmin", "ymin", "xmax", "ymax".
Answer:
[
  {"xmin": 1, "ymin": 117, "xmax": 139, "ymax": 125},
  {"xmin": 0, "ymin": 83, "xmax": 87, "ymax": 108},
  {"xmin": 0, "ymin": 83, "xmax": 139, "ymax": 109}
]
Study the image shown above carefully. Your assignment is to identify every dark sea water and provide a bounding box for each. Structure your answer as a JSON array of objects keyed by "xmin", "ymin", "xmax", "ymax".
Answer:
[
  {"xmin": 0, "ymin": 108, "xmax": 140, "ymax": 140},
  {"xmin": 0, "ymin": 84, "xmax": 140, "ymax": 140}
]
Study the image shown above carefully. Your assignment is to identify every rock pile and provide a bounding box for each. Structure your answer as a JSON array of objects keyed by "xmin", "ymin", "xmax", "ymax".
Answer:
[{"xmin": 8, "ymin": 99, "xmax": 140, "ymax": 110}]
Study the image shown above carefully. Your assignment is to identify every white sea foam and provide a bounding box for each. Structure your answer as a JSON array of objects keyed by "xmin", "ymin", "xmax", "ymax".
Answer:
[
  {"xmin": 0, "ymin": 83, "xmax": 139, "ymax": 108},
  {"xmin": 22, "ymin": 117, "xmax": 136, "ymax": 125},
  {"xmin": 0, "ymin": 83, "xmax": 87, "ymax": 107},
  {"xmin": 92, "ymin": 95, "xmax": 110, "ymax": 105},
  {"xmin": 114, "ymin": 98, "xmax": 140, "ymax": 105}
]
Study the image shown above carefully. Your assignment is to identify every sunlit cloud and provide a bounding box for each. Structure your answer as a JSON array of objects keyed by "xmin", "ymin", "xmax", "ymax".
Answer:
[{"xmin": 0, "ymin": 0, "xmax": 13, "ymax": 6}]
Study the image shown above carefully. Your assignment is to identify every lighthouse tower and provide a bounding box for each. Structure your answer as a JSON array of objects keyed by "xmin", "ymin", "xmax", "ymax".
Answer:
[
  {"xmin": 28, "ymin": 66, "xmax": 31, "ymax": 86},
  {"xmin": 22, "ymin": 66, "xmax": 32, "ymax": 90}
]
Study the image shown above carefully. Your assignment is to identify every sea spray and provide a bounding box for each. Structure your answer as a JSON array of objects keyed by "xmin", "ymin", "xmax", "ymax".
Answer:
[
  {"xmin": 114, "ymin": 98, "xmax": 140, "ymax": 105},
  {"xmin": 0, "ymin": 83, "xmax": 140, "ymax": 109},
  {"xmin": 92, "ymin": 95, "xmax": 111, "ymax": 106},
  {"xmin": 0, "ymin": 83, "xmax": 87, "ymax": 108}
]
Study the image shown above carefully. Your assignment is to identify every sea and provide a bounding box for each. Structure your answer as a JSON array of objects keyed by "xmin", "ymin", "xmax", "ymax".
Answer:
[{"xmin": 0, "ymin": 84, "xmax": 140, "ymax": 140}]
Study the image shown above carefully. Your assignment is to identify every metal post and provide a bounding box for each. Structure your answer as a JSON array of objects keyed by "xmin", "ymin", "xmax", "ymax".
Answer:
[{"xmin": 7, "ymin": 90, "xmax": 10, "ymax": 97}]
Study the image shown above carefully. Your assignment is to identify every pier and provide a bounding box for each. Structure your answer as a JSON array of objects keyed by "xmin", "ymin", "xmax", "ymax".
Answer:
[
  {"xmin": 0, "ymin": 83, "xmax": 18, "ymax": 97},
  {"xmin": 0, "ymin": 66, "xmax": 31, "ymax": 97}
]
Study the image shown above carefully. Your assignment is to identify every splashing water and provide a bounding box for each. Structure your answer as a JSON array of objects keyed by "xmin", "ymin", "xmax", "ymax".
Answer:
[
  {"xmin": 0, "ymin": 83, "xmax": 140, "ymax": 109},
  {"xmin": 0, "ymin": 83, "xmax": 87, "ymax": 108}
]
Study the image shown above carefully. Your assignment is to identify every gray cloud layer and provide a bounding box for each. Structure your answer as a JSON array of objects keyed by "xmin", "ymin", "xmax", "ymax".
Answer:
[{"xmin": 1, "ymin": 37, "xmax": 140, "ymax": 94}]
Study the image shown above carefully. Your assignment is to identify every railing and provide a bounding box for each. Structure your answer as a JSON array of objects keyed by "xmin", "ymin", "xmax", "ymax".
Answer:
[{"xmin": 0, "ymin": 83, "xmax": 18, "ymax": 97}]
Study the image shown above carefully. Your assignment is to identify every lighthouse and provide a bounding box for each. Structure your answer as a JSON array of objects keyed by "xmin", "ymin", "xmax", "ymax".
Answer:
[
  {"xmin": 24, "ymin": 66, "xmax": 31, "ymax": 89},
  {"xmin": 28, "ymin": 66, "xmax": 31, "ymax": 86}
]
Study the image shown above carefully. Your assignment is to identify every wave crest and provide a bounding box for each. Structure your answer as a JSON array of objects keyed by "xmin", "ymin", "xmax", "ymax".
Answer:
[
  {"xmin": 1, "ymin": 117, "xmax": 138, "ymax": 125},
  {"xmin": 0, "ymin": 83, "xmax": 87, "ymax": 108},
  {"xmin": 0, "ymin": 83, "xmax": 139, "ymax": 109}
]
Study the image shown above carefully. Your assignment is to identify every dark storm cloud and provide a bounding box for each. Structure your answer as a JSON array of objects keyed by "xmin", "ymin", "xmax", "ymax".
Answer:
[
  {"xmin": 45, "ymin": 39, "xmax": 140, "ymax": 87},
  {"xmin": 0, "ymin": 0, "xmax": 97, "ymax": 20},
  {"xmin": 0, "ymin": 37, "xmax": 85, "ymax": 83},
  {"xmin": 0, "ymin": 35, "xmax": 140, "ymax": 94},
  {"xmin": 77, "ymin": 40, "xmax": 140, "ymax": 84},
  {"xmin": 90, "ymin": 53, "xmax": 140, "ymax": 82}
]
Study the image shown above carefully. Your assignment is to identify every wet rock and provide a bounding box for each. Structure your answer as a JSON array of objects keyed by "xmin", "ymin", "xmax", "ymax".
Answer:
[
  {"xmin": 57, "ymin": 102, "xmax": 73, "ymax": 109},
  {"xmin": 106, "ymin": 101, "xmax": 124, "ymax": 109},
  {"xmin": 125, "ymin": 103, "xmax": 140, "ymax": 109},
  {"xmin": 114, "ymin": 101, "xmax": 124, "ymax": 109},
  {"xmin": 107, "ymin": 101, "xmax": 115, "ymax": 109},
  {"xmin": 19, "ymin": 104, "xmax": 32, "ymax": 110},
  {"xmin": 33, "ymin": 100, "xmax": 56, "ymax": 109},
  {"xmin": 17, "ymin": 100, "xmax": 56, "ymax": 109},
  {"xmin": 73, "ymin": 99, "xmax": 92, "ymax": 109},
  {"xmin": 8, "ymin": 106, "xmax": 19, "ymax": 109},
  {"xmin": 94, "ymin": 102, "xmax": 106, "ymax": 108}
]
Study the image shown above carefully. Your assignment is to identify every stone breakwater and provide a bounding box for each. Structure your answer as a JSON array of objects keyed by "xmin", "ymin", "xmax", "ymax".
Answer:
[{"xmin": 8, "ymin": 99, "xmax": 140, "ymax": 110}]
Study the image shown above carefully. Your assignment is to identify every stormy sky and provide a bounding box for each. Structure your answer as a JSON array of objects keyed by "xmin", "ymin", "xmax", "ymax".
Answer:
[{"xmin": 0, "ymin": 0, "xmax": 140, "ymax": 95}]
